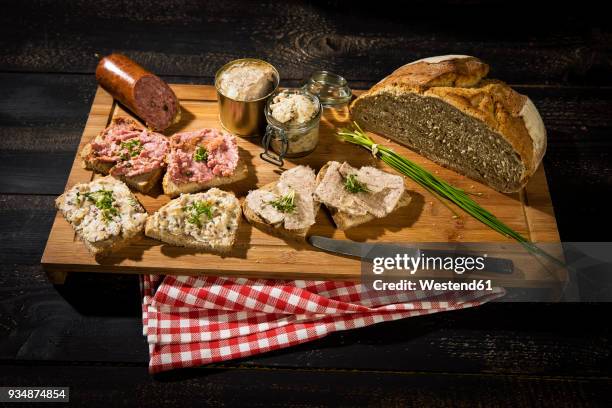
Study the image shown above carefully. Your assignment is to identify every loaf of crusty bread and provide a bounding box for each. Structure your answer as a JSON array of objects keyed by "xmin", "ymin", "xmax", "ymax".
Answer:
[{"xmin": 350, "ymin": 55, "xmax": 547, "ymax": 193}]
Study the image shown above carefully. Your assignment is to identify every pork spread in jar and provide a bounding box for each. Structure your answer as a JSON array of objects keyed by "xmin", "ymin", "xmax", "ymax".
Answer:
[{"xmin": 261, "ymin": 89, "xmax": 321, "ymax": 165}]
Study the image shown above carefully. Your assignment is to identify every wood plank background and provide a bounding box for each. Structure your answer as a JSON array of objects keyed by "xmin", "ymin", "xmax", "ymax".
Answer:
[{"xmin": 1, "ymin": 0, "xmax": 611, "ymax": 406}]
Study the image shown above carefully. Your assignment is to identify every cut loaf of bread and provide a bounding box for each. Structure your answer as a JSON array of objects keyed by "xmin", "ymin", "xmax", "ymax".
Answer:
[
  {"xmin": 350, "ymin": 55, "xmax": 547, "ymax": 193},
  {"xmin": 315, "ymin": 162, "xmax": 412, "ymax": 230},
  {"xmin": 145, "ymin": 188, "xmax": 241, "ymax": 253}
]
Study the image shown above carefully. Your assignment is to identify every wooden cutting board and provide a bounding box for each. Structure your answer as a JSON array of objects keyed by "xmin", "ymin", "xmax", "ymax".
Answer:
[{"xmin": 41, "ymin": 85, "xmax": 562, "ymax": 285}]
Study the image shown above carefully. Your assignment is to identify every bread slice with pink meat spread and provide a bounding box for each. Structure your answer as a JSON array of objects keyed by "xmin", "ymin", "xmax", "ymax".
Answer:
[
  {"xmin": 162, "ymin": 128, "xmax": 248, "ymax": 197},
  {"xmin": 81, "ymin": 117, "xmax": 170, "ymax": 193}
]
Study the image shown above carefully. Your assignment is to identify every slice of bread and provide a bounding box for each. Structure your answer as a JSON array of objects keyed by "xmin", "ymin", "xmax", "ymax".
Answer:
[
  {"xmin": 117, "ymin": 167, "xmax": 164, "ymax": 193},
  {"xmin": 145, "ymin": 188, "xmax": 241, "ymax": 253},
  {"xmin": 55, "ymin": 176, "xmax": 148, "ymax": 258},
  {"xmin": 81, "ymin": 117, "xmax": 167, "ymax": 193},
  {"xmin": 242, "ymin": 166, "xmax": 319, "ymax": 241},
  {"xmin": 162, "ymin": 160, "xmax": 248, "ymax": 197},
  {"xmin": 81, "ymin": 143, "xmax": 114, "ymax": 173},
  {"xmin": 315, "ymin": 162, "xmax": 412, "ymax": 230},
  {"xmin": 242, "ymin": 182, "xmax": 320, "ymax": 241}
]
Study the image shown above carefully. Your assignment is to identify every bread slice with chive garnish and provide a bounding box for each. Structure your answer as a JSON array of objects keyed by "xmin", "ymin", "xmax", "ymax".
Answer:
[
  {"xmin": 145, "ymin": 188, "xmax": 241, "ymax": 253},
  {"xmin": 242, "ymin": 166, "xmax": 319, "ymax": 241},
  {"xmin": 81, "ymin": 117, "xmax": 169, "ymax": 193},
  {"xmin": 162, "ymin": 128, "xmax": 248, "ymax": 197},
  {"xmin": 314, "ymin": 161, "xmax": 412, "ymax": 230},
  {"xmin": 55, "ymin": 176, "xmax": 148, "ymax": 257}
]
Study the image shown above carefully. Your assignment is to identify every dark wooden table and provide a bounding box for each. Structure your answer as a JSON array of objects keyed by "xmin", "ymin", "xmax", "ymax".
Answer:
[{"xmin": 1, "ymin": 1, "xmax": 611, "ymax": 406}]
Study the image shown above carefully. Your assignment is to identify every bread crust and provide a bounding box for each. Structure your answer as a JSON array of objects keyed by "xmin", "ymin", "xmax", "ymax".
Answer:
[
  {"xmin": 350, "ymin": 55, "xmax": 546, "ymax": 192},
  {"xmin": 315, "ymin": 163, "xmax": 412, "ymax": 230},
  {"xmin": 162, "ymin": 160, "xmax": 248, "ymax": 197},
  {"xmin": 144, "ymin": 217, "xmax": 237, "ymax": 253}
]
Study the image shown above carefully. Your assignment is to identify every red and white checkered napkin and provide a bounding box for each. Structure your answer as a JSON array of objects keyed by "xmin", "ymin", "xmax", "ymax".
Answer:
[{"xmin": 141, "ymin": 275, "xmax": 504, "ymax": 373}]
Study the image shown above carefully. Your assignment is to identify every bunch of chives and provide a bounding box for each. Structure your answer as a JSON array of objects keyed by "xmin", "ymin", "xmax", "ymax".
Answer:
[{"xmin": 337, "ymin": 122, "xmax": 562, "ymax": 265}]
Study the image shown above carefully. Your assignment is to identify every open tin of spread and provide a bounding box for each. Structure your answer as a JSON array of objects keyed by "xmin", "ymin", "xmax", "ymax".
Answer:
[{"xmin": 215, "ymin": 58, "xmax": 279, "ymax": 138}]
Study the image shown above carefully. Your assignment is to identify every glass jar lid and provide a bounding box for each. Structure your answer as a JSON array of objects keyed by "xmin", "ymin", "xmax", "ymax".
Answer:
[{"xmin": 302, "ymin": 71, "xmax": 352, "ymax": 107}]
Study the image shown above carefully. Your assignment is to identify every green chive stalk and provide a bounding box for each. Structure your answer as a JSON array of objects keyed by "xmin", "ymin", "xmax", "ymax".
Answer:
[{"xmin": 337, "ymin": 122, "xmax": 563, "ymax": 266}]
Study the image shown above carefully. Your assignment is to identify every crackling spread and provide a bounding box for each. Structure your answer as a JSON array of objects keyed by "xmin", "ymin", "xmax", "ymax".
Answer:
[
  {"xmin": 268, "ymin": 91, "xmax": 320, "ymax": 156},
  {"xmin": 149, "ymin": 188, "xmax": 241, "ymax": 247},
  {"xmin": 58, "ymin": 177, "xmax": 147, "ymax": 243},
  {"xmin": 270, "ymin": 93, "xmax": 317, "ymax": 125}
]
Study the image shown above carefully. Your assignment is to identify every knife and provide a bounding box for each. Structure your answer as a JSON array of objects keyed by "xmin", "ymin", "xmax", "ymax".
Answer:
[{"xmin": 308, "ymin": 236, "xmax": 514, "ymax": 274}]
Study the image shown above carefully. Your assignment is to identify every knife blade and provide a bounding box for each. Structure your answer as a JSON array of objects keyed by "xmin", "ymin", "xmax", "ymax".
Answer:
[{"xmin": 308, "ymin": 236, "xmax": 514, "ymax": 274}]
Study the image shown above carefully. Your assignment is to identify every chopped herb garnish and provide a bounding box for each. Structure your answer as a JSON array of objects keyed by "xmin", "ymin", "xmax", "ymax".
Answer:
[
  {"xmin": 128, "ymin": 197, "xmax": 141, "ymax": 209},
  {"xmin": 120, "ymin": 139, "xmax": 143, "ymax": 159},
  {"xmin": 268, "ymin": 190, "xmax": 297, "ymax": 213},
  {"xmin": 81, "ymin": 189, "xmax": 119, "ymax": 221},
  {"xmin": 185, "ymin": 200, "xmax": 214, "ymax": 227},
  {"xmin": 194, "ymin": 146, "xmax": 208, "ymax": 162},
  {"xmin": 344, "ymin": 174, "xmax": 369, "ymax": 194}
]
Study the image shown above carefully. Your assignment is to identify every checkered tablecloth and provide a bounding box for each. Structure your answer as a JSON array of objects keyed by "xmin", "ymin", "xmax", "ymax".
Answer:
[{"xmin": 141, "ymin": 275, "xmax": 504, "ymax": 373}]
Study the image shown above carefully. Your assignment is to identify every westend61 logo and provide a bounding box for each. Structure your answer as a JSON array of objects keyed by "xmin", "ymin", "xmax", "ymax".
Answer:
[
  {"xmin": 371, "ymin": 253, "xmax": 487, "ymax": 275},
  {"xmin": 366, "ymin": 253, "xmax": 495, "ymax": 292}
]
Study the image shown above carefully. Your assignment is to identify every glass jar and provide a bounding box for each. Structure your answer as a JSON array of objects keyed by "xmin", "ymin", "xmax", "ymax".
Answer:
[
  {"xmin": 302, "ymin": 71, "xmax": 352, "ymax": 108},
  {"xmin": 260, "ymin": 89, "xmax": 322, "ymax": 166}
]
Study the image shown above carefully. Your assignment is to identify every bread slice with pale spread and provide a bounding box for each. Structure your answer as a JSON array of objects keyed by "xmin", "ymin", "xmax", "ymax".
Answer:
[
  {"xmin": 145, "ymin": 188, "xmax": 241, "ymax": 253},
  {"xmin": 55, "ymin": 176, "xmax": 148, "ymax": 257},
  {"xmin": 314, "ymin": 161, "xmax": 412, "ymax": 230},
  {"xmin": 162, "ymin": 128, "xmax": 248, "ymax": 197},
  {"xmin": 242, "ymin": 166, "xmax": 319, "ymax": 241},
  {"xmin": 81, "ymin": 117, "xmax": 170, "ymax": 193}
]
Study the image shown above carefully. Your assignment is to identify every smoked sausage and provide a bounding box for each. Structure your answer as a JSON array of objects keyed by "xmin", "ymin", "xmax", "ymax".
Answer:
[{"xmin": 96, "ymin": 54, "xmax": 181, "ymax": 131}]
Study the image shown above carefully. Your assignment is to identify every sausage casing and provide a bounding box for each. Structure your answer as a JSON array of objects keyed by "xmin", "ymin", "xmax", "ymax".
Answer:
[{"xmin": 96, "ymin": 54, "xmax": 180, "ymax": 131}]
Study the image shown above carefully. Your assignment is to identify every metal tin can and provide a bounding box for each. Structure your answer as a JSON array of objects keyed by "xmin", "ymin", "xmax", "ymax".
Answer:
[{"xmin": 215, "ymin": 58, "xmax": 279, "ymax": 138}]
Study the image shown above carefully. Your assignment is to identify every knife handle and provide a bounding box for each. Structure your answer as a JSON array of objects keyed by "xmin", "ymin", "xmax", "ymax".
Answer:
[{"xmin": 419, "ymin": 249, "xmax": 514, "ymax": 275}]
